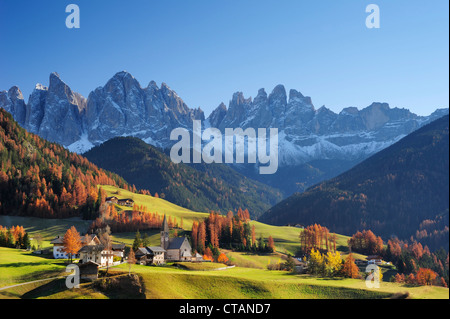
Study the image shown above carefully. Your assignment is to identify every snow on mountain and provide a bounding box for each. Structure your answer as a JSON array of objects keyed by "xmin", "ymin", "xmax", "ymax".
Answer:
[{"xmin": 1, "ymin": 72, "xmax": 448, "ymax": 168}]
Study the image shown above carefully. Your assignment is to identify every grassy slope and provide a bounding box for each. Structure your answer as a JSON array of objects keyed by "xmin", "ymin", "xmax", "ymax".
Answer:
[
  {"xmin": 48, "ymin": 264, "xmax": 449, "ymax": 299},
  {"xmin": 0, "ymin": 247, "xmax": 67, "ymax": 288},
  {"xmin": 101, "ymin": 185, "xmax": 209, "ymax": 230},
  {"xmin": 119, "ymin": 264, "xmax": 449, "ymax": 299},
  {"xmin": 102, "ymin": 185, "xmax": 362, "ymax": 259}
]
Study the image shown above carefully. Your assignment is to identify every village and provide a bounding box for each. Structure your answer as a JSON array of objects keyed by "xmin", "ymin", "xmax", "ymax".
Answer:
[{"xmin": 50, "ymin": 214, "xmax": 204, "ymax": 281}]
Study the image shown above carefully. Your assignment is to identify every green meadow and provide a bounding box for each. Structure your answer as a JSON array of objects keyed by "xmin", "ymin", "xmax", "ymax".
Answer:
[
  {"xmin": 5, "ymin": 263, "xmax": 446, "ymax": 299},
  {"xmin": 0, "ymin": 246, "xmax": 448, "ymax": 299},
  {"xmin": 0, "ymin": 247, "xmax": 67, "ymax": 289}
]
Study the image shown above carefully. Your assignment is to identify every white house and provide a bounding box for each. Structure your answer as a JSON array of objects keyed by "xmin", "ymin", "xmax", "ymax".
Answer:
[
  {"xmin": 367, "ymin": 255, "xmax": 383, "ymax": 265},
  {"xmin": 50, "ymin": 234, "xmax": 100, "ymax": 259},
  {"xmin": 78, "ymin": 245, "xmax": 114, "ymax": 267}
]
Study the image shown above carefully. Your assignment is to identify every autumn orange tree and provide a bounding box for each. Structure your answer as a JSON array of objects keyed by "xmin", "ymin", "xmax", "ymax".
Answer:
[
  {"xmin": 299, "ymin": 224, "xmax": 336, "ymax": 254},
  {"xmin": 63, "ymin": 226, "xmax": 82, "ymax": 263},
  {"xmin": 203, "ymin": 247, "xmax": 214, "ymax": 261},
  {"xmin": 348, "ymin": 230, "xmax": 384, "ymax": 256},
  {"xmin": 267, "ymin": 236, "xmax": 276, "ymax": 253},
  {"xmin": 217, "ymin": 253, "xmax": 229, "ymax": 264},
  {"xmin": 416, "ymin": 268, "xmax": 438, "ymax": 286},
  {"xmin": 342, "ymin": 253, "xmax": 359, "ymax": 279}
]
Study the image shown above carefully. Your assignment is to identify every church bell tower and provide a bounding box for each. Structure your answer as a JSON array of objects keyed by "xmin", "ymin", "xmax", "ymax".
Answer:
[{"xmin": 161, "ymin": 214, "xmax": 169, "ymax": 250}]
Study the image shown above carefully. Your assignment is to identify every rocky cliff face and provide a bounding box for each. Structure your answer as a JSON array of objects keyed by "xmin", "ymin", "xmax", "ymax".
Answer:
[
  {"xmin": 0, "ymin": 86, "xmax": 27, "ymax": 127},
  {"xmin": 207, "ymin": 86, "xmax": 448, "ymax": 166},
  {"xmin": 85, "ymin": 71, "xmax": 204, "ymax": 149},
  {"xmin": 1, "ymin": 73, "xmax": 86, "ymax": 146},
  {"xmin": 1, "ymin": 71, "xmax": 448, "ymax": 168},
  {"xmin": 0, "ymin": 71, "xmax": 205, "ymax": 152}
]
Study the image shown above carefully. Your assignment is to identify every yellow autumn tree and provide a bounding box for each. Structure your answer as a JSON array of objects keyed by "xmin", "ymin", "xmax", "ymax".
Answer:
[
  {"xmin": 325, "ymin": 251, "xmax": 342, "ymax": 277},
  {"xmin": 308, "ymin": 248, "xmax": 325, "ymax": 275}
]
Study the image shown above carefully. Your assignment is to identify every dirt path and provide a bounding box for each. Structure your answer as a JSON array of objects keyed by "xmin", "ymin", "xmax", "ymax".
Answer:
[{"xmin": 0, "ymin": 276, "xmax": 65, "ymax": 291}]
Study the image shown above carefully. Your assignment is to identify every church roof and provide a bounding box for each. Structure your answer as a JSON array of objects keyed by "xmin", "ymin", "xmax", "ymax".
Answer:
[{"xmin": 167, "ymin": 237, "xmax": 188, "ymax": 250}]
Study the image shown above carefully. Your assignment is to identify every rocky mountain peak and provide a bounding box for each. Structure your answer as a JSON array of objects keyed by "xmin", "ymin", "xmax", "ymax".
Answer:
[
  {"xmin": 288, "ymin": 89, "xmax": 304, "ymax": 101},
  {"xmin": 8, "ymin": 86, "xmax": 24, "ymax": 101},
  {"xmin": 231, "ymin": 92, "xmax": 252, "ymax": 105},
  {"xmin": 269, "ymin": 85, "xmax": 287, "ymax": 103},
  {"xmin": 208, "ymin": 102, "xmax": 228, "ymax": 128}
]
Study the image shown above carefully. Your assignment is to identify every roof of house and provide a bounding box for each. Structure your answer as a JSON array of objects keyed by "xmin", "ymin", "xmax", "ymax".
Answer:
[
  {"xmin": 118, "ymin": 198, "xmax": 134, "ymax": 202},
  {"xmin": 167, "ymin": 237, "xmax": 188, "ymax": 250},
  {"xmin": 50, "ymin": 236, "xmax": 64, "ymax": 244},
  {"xmin": 366, "ymin": 255, "xmax": 383, "ymax": 260},
  {"xmin": 147, "ymin": 246, "xmax": 166, "ymax": 253},
  {"xmin": 78, "ymin": 245, "xmax": 106, "ymax": 253},
  {"xmin": 78, "ymin": 261, "xmax": 100, "ymax": 268},
  {"xmin": 135, "ymin": 247, "xmax": 148, "ymax": 256},
  {"xmin": 135, "ymin": 246, "xmax": 166, "ymax": 256},
  {"xmin": 111, "ymin": 243, "xmax": 125, "ymax": 250},
  {"xmin": 81, "ymin": 235, "xmax": 98, "ymax": 244},
  {"xmin": 50, "ymin": 234, "xmax": 98, "ymax": 245}
]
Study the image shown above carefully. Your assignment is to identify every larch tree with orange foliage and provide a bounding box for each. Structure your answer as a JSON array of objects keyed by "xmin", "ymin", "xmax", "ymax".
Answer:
[
  {"xmin": 63, "ymin": 226, "xmax": 82, "ymax": 263},
  {"xmin": 342, "ymin": 253, "xmax": 359, "ymax": 279},
  {"xmin": 416, "ymin": 268, "xmax": 438, "ymax": 286},
  {"xmin": 203, "ymin": 247, "xmax": 213, "ymax": 261},
  {"xmin": 267, "ymin": 236, "xmax": 275, "ymax": 253}
]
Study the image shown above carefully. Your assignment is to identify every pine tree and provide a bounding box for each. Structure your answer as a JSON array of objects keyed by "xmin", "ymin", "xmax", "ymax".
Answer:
[
  {"xmin": 132, "ymin": 230, "xmax": 142, "ymax": 252},
  {"xmin": 22, "ymin": 233, "xmax": 31, "ymax": 249}
]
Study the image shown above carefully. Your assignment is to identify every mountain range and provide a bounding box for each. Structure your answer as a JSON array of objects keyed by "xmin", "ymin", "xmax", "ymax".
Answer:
[
  {"xmin": 259, "ymin": 115, "xmax": 449, "ymax": 247},
  {"xmin": 1, "ymin": 71, "xmax": 448, "ymax": 195}
]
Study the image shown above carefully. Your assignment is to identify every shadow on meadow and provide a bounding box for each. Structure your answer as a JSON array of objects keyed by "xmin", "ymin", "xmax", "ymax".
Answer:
[{"xmin": 21, "ymin": 278, "xmax": 68, "ymax": 299}]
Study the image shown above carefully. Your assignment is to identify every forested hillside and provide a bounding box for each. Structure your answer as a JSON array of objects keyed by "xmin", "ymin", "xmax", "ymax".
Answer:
[
  {"xmin": 0, "ymin": 108, "xmax": 129, "ymax": 219},
  {"xmin": 260, "ymin": 115, "xmax": 449, "ymax": 250},
  {"xmin": 84, "ymin": 137, "xmax": 283, "ymax": 218}
]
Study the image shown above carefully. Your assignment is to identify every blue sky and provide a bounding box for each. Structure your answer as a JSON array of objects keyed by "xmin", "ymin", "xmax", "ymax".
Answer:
[{"xmin": 0, "ymin": 0, "xmax": 448, "ymax": 116}]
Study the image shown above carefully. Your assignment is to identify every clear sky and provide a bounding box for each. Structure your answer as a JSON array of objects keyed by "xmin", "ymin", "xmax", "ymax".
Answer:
[{"xmin": 0, "ymin": 0, "xmax": 448, "ymax": 116}]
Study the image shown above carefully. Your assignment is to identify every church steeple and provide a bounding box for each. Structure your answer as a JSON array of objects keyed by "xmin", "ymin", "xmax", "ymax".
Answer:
[
  {"xmin": 162, "ymin": 214, "xmax": 169, "ymax": 233},
  {"xmin": 161, "ymin": 214, "xmax": 169, "ymax": 250}
]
